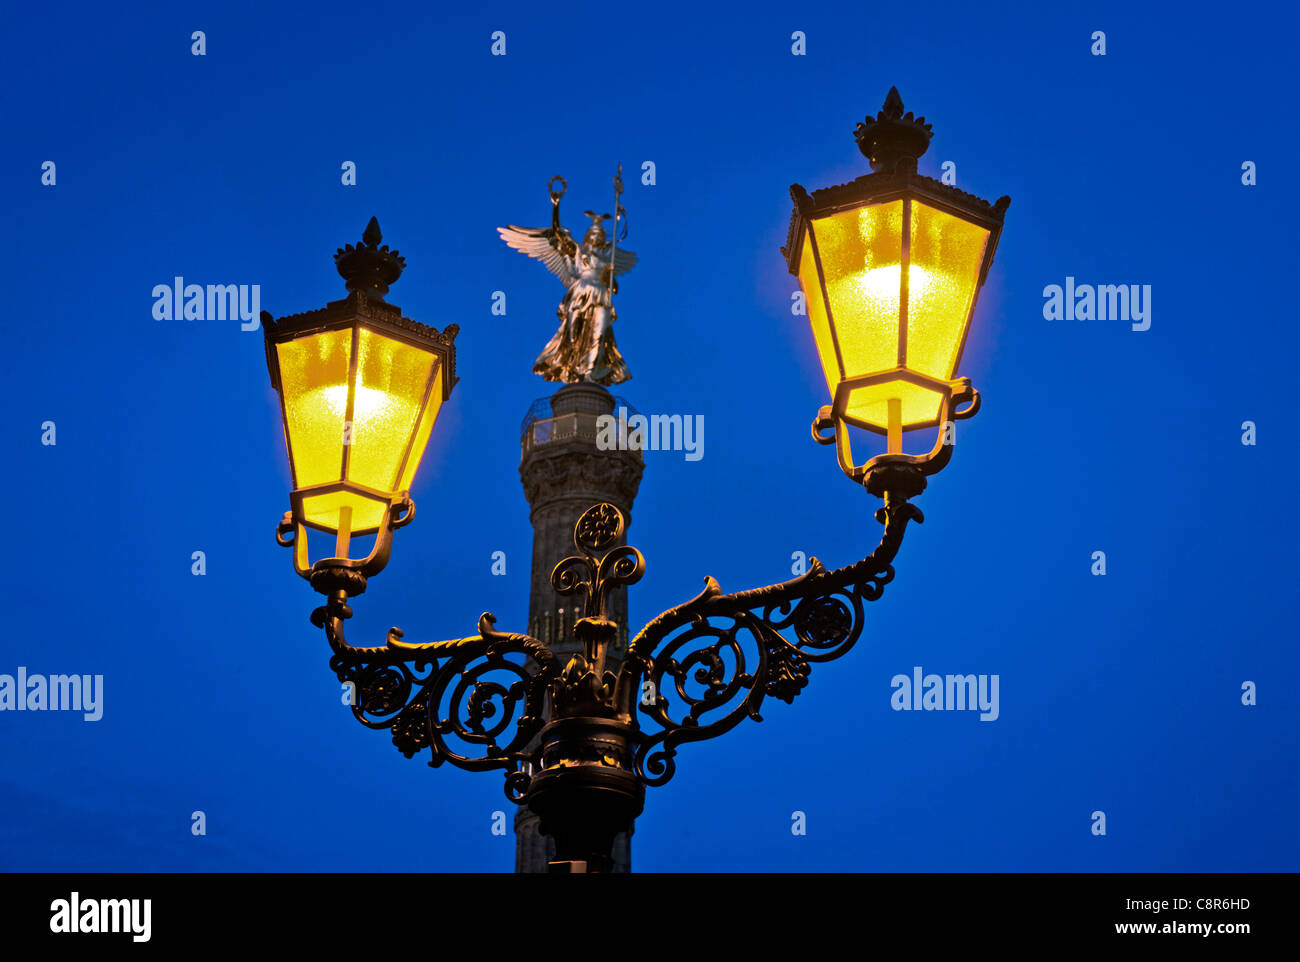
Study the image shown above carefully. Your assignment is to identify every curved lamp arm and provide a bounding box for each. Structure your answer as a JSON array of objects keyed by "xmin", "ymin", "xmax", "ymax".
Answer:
[
  {"xmin": 311, "ymin": 586, "xmax": 558, "ymax": 803},
  {"xmin": 616, "ymin": 492, "xmax": 923, "ymax": 786}
]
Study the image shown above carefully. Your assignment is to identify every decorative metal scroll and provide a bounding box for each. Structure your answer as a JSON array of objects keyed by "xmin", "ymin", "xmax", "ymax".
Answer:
[
  {"xmin": 551, "ymin": 501, "xmax": 645, "ymax": 620},
  {"xmin": 303, "ymin": 492, "xmax": 922, "ymax": 798},
  {"xmin": 316, "ymin": 598, "xmax": 557, "ymax": 803},
  {"xmin": 620, "ymin": 495, "xmax": 923, "ymax": 786}
]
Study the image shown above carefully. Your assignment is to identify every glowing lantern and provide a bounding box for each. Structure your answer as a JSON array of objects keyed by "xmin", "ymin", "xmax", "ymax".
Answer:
[
  {"xmin": 264, "ymin": 218, "xmax": 458, "ymax": 583},
  {"xmin": 784, "ymin": 89, "xmax": 1008, "ymax": 493}
]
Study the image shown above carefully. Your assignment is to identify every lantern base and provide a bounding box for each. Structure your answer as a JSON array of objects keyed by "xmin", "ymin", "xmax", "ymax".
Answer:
[
  {"xmin": 863, "ymin": 461, "xmax": 927, "ymax": 500},
  {"xmin": 309, "ymin": 560, "xmax": 368, "ymax": 597}
]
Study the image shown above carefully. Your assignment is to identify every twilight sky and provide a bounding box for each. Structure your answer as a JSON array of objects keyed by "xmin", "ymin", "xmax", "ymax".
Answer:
[{"xmin": 2, "ymin": 0, "xmax": 1297, "ymax": 871}]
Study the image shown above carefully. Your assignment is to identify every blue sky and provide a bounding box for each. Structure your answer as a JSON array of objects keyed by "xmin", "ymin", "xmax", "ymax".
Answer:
[{"xmin": 2, "ymin": 0, "xmax": 1297, "ymax": 871}]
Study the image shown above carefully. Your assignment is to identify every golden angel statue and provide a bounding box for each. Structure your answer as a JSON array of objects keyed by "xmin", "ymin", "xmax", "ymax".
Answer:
[{"xmin": 497, "ymin": 173, "xmax": 637, "ymax": 385}]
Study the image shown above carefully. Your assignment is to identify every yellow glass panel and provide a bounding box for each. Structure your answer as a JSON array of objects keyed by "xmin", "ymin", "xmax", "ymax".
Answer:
[
  {"xmin": 907, "ymin": 201, "xmax": 989, "ymax": 380},
  {"xmin": 346, "ymin": 329, "xmax": 437, "ymax": 492},
  {"xmin": 277, "ymin": 328, "xmax": 353, "ymax": 487},
  {"xmin": 398, "ymin": 363, "xmax": 444, "ymax": 492},
  {"xmin": 797, "ymin": 234, "xmax": 842, "ymax": 397},
  {"xmin": 813, "ymin": 200, "xmax": 904, "ymax": 380},
  {"xmin": 845, "ymin": 379, "xmax": 945, "ymax": 430},
  {"xmin": 300, "ymin": 490, "xmax": 388, "ymax": 534}
]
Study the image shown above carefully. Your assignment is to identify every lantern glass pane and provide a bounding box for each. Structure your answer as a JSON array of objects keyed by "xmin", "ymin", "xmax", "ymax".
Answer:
[
  {"xmin": 907, "ymin": 201, "xmax": 989, "ymax": 381},
  {"xmin": 845, "ymin": 379, "xmax": 945, "ymax": 429},
  {"xmin": 814, "ymin": 200, "xmax": 904, "ymax": 380},
  {"xmin": 300, "ymin": 490, "xmax": 388, "ymax": 534},
  {"xmin": 277, "ymin": 328, "xmax": 352, "ymax": 487},
  {"xmin": 798, "ymin": 235, "xmax": 842, "ymax": 398},
  {"xmin": 346, "ymin": 329, "xmax": 437, "ymax": 492},
  {"xmin": 398, "ymin": 363, "xmax": 444, "ymax": 492}
]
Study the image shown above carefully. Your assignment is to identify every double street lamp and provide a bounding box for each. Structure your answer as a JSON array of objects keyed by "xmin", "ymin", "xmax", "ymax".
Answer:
[{"xmin": 261, "ymin": 89, "xmax": 1009, "ymax": 872}]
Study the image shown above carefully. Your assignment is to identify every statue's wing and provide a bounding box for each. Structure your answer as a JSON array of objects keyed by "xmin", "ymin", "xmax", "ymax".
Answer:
[
  {"xmin": 497, "ymin": 225, "xmax": 575, "ymax": 287},
  {"xmin": 612, "ymin": 246, "xmax": 637, "ymax": 276}
]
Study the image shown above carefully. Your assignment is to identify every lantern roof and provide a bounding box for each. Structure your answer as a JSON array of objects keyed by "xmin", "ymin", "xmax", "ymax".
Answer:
[
  {"xmin": 261, "ymin": 218, "xmax": 459, "ymax": 396},
  {"xmin": 262, "ymin": 291, "xmax": 459, "ymax": 395},
  {"xmin": 782, "ymin": 170, "xmax": 1011, "ymax": 274},
  {"xmin": 782, "ymin": 90, "xmax": 1011, "ymax": 276}
]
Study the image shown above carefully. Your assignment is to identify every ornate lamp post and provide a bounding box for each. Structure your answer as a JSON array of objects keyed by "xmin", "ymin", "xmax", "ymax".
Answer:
[{"xmin": 262, "ymin": 90, "xmax": 1008, "ymax": 873}]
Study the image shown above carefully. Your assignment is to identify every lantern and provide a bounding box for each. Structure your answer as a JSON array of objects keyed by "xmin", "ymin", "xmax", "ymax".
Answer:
[
  {"xmin": 264, "ymin": 218, "xmax": 458, "ymax": 584},
  {"xmin": 784, "ymin": 89, "xmax": 1008, "ymax": 493}
]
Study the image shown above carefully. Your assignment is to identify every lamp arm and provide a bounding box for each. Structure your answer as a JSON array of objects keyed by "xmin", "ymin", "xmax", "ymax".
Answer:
[
  {"xmin": 312, "ymin": 591, "xmax": 558, "ymax": 803},
  {"xmin": 616, "ymin": 492, "xmax": 923, "ymax": 786}
]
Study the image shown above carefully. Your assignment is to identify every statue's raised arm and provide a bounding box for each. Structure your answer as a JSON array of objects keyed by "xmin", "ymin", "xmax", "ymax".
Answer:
[{"xmin": 497, "ymin": 177, "xmax": 579, "ymax": 290}]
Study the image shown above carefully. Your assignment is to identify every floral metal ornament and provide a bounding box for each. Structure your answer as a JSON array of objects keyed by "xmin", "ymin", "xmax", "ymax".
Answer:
[{"xmin": 552, "ymin": 502, "xmax": 646, "ymax": 621}]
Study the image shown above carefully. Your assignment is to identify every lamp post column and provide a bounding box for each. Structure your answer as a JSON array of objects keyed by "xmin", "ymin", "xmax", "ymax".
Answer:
[{"xmin": 515, "ymin": 383, "xmax": 643, "ymax": 872}]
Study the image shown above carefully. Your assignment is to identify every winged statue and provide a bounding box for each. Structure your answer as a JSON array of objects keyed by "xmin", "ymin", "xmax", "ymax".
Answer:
[{"xmin": 498, "ymin": 174, "xmax": 637, "ymax": 385}]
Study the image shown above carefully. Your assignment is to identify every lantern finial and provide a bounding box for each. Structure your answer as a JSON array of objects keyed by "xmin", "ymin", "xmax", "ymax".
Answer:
[
  {"xmin": 334, "ymin": 216, "xmax": 406, "ymax": 301},
  {"xmin": 854, "ymin": 87, "xmax": 934, "ymax": 173},
  {"xmin": 882, "ymin": 86, "xmax": 905, "ymax": 119}
]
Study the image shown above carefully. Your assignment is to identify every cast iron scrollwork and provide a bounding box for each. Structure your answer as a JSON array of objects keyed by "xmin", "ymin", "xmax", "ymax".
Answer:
[
  {"xmin": 292, "ymin": 486, "xmax": 921, "ymax": 800},
  {"xmin": 313, "ymin": 590, "xmax": 556, "ymax": 803},
  {"xmin": 617, "ymin": 493, "xmax": 923, "ymax": 787},
  {"xmin": 551, "ymin": 501, "xmax": 645, "ymax": 620}
]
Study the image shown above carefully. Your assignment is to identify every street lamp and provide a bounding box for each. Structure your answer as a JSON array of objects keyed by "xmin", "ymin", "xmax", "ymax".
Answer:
[
  {"xmin": 786, "ymin": 86, "xmax": 1009, "ymax": 499},
  {"xmin": 263, "ymin": 216, "xmax": 458, "ymax": 590},
  {"xmin": 262, "ymin": 90, "xmax": 1008, "ymax": 872}
]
